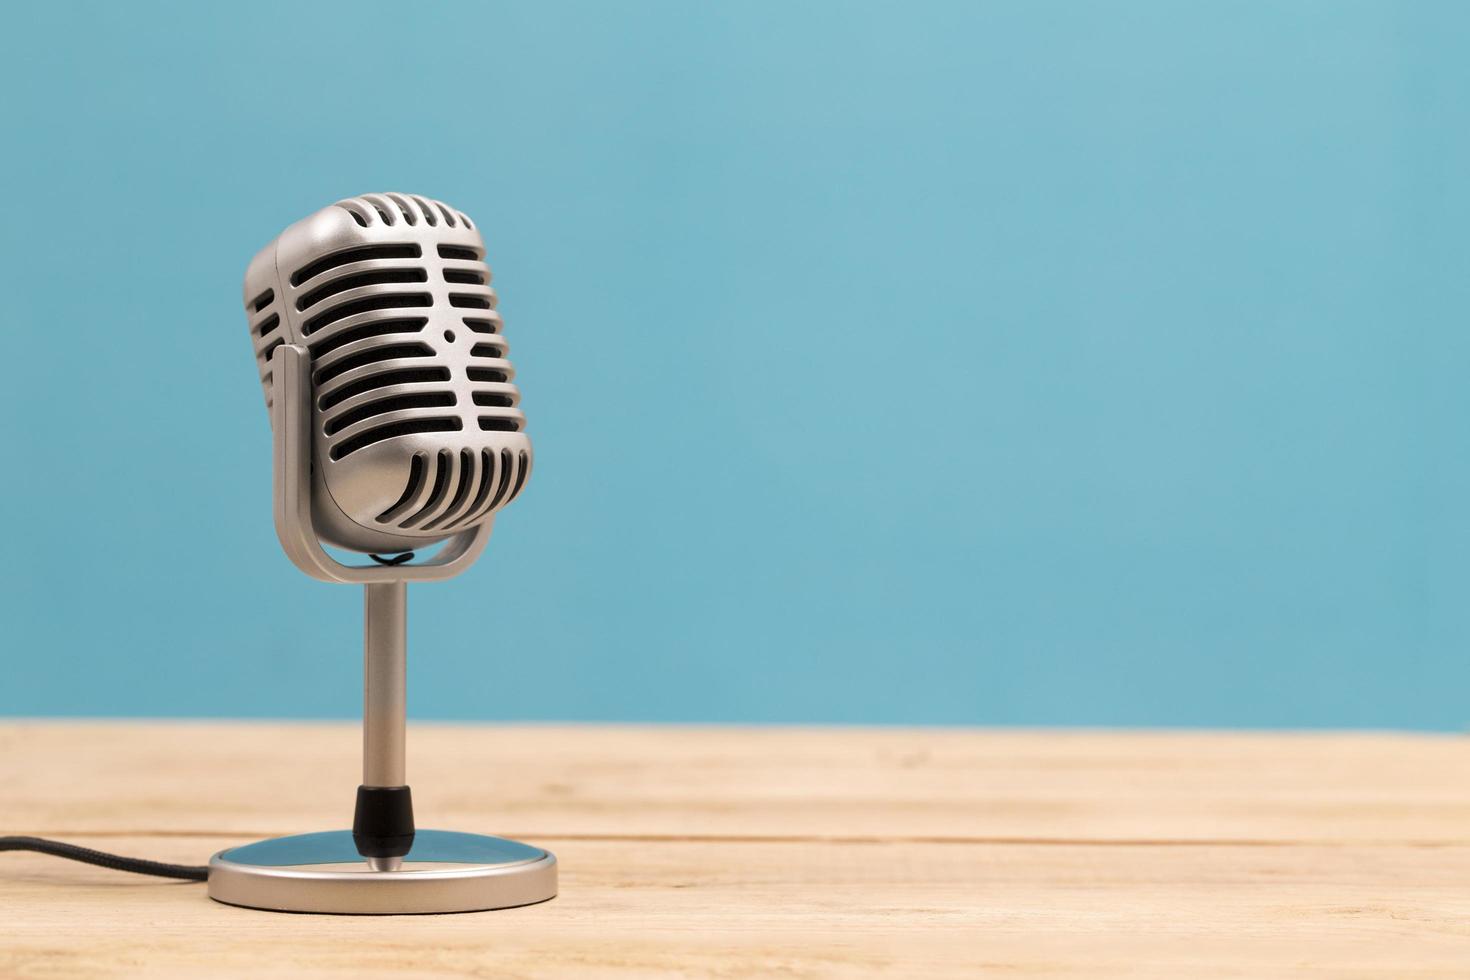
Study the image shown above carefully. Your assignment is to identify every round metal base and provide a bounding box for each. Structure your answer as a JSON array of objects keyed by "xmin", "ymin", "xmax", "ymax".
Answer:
[{"xmin": 208, "ymin": 830, "xmax": 557, "ymax": 914}]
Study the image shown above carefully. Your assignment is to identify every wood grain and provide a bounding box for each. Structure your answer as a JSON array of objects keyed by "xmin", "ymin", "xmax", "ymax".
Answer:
[{"xmin": 2, "ymin": 723, "xmax": 1469, "ymax": 977}]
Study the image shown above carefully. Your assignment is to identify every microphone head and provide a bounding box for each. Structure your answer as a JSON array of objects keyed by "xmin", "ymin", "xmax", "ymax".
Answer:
[{"xmin": 243, "ymin": 193, "xmax": 531, "ymax": 555}]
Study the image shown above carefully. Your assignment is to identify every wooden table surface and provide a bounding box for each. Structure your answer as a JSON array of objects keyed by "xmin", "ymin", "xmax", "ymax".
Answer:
[{"xmin": 2, "ymin": 722, "xmax": 1469, "ymax": 977}]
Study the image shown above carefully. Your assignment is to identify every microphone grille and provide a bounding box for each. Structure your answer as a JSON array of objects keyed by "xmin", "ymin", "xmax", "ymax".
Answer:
[
  {"xmin": 372, "ymin": 445, "xmax": 533, "ymax": 534},
  {"xmin": 243, "ymin": 193, "xmax": 531, "ymax": 550},
  {"xmin": 247, "ymin": 287, "xmax": 285, "ymax": 413}
]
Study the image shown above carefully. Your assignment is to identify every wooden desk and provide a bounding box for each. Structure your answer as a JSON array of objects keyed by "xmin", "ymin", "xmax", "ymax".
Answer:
[{"xmin": 2, "ymin": 723, "xmax": 1468, "ymax": 977}]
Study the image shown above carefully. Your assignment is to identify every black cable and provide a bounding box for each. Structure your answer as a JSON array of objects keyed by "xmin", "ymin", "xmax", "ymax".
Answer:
[{"xmin": 0, "ymin": 836, "xmax": 208, "ymax": 881}]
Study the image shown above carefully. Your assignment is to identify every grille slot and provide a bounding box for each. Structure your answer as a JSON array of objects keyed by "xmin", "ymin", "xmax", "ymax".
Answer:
[
  {"xmin": 461, "ymin": 449, "xmax": 511, "ymax": 524},
  {"xmin": 291, "ymin": 244, "xmax": 421, "ymax": 287},
  {"xmin": 467, "ymin": 367, "xmax": 507, "ymax": 383},
  {"xmin": 507, "ymin": 450, "xmax": 530, "ymax": 504},
  {"xmin": 439, "ymin": 447, "xmax": 528, "ymax": 529},
  {"xmin": 472, "ymin": 392, "xmax": 514, "ymax": 407},
  {"xmin": 449, "ymin": 294, "xmax": 491, "ymax": 309},
  {"xmin": 438, "ymin": 245, "xmax": 480, "ymax": 260},
  {"xmin": 314, "ymin": 343, "xmax": 435, "ymax": 386},
  {"xmin": 479, "ymin": 417, "xmax": 521, "ymax": 432},
  {"xmin": 330, "ymin": 418, "xmax": 462, "ymax": 461},
  {"xmin": 324, "ymin": 392, "xmax": 457, "ymax": 437},
  {"xmin": 319, "ymin": 367, "xmax": 450, "ymax": 412},
  {"xmin": 470, "ymin": 342, "xmax": 506, "ymax": 358},
  {"xmin": 462, "ymin": 316, "xmax": 500, "ymax": 334},
  {"xmin": 308, "ymin": 317, "xmax": 427, "ymax": 361},
  {"xmin": 488, "ymin": 449, "xmax": 515, "ymax": 511},
  {"xmin": 339, "ymin": 205, "xmax": 370, "ymax": 227},
  {"xmin": 297, "ymin": 269, "xmax": 428, "ymax": 311},
  {"xmin": 403, "ymin": 450, "xmax": 454, "ymax": 526},
  {"xmin": 386, "ymin": 194, "xmax": 418, "ymax": 226},
  {"xmin": 444, "ymin": 269, "xmax": 484, "ymax": 285},
  {"xmin": 303, "ymin": 293, "xmax": 432, "ymax": 336},
  {"xmin": 460, "ymin": 449, "xmax": 500, "ymax": 525},
  {"xmin": 376, "ymin": 453, "xmax": 427, "ymax": 523},
  {"xmin": 423, "ymin": 450, "xmax": 477, "ymax": 530},
  {"xmin": 247, "ymin": 283, "xmax": 286, "ymax": 410}
]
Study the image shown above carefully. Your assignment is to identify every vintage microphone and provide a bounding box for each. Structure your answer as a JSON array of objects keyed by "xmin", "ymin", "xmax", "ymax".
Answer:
[{"xmin": 206, "ymin": 193, "xmax": 557, "ymax": 914}]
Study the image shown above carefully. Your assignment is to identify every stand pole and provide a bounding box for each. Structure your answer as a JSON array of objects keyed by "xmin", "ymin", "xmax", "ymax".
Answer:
[
  {"xmin": 363, "ymin": 582, "xmax": 407, "ymax": 788},
  {"xmin": 354, "ymin": 581, "xmax": 414, "ymax": 870}
]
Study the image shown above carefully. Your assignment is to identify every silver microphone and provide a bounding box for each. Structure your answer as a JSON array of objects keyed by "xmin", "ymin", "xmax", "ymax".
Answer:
[
  {"xmin": 242, "ymin": 192, "xmax": 531, "ymax": 555},
  {"xmin": 209, "ymin": 194, "xmax": 558, "ymax": 913}
]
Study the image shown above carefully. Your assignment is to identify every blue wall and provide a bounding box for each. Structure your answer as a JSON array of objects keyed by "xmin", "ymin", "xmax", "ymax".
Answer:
[{"xmin": 2, "ymin": 2, "xmax": 1466, "ymax": 728}]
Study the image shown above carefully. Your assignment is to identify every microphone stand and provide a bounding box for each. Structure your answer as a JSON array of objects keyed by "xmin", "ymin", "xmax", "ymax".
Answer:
[
  {"xmin": 361, "ymin": 581, "xmax": 409, "ymax": 872},
  {"xmin": 363, "ymin": 582, "xmax": 407, "ymax": 795},
  {"xmin": 205, "ymin": 345, "xmax": 558, "ymax": 914}
]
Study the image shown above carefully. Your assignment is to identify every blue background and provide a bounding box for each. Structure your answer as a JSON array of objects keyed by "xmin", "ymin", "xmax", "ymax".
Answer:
[{"xmin": 2, "ymin": 2, "xmax": 1466, "ymax": 728}]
